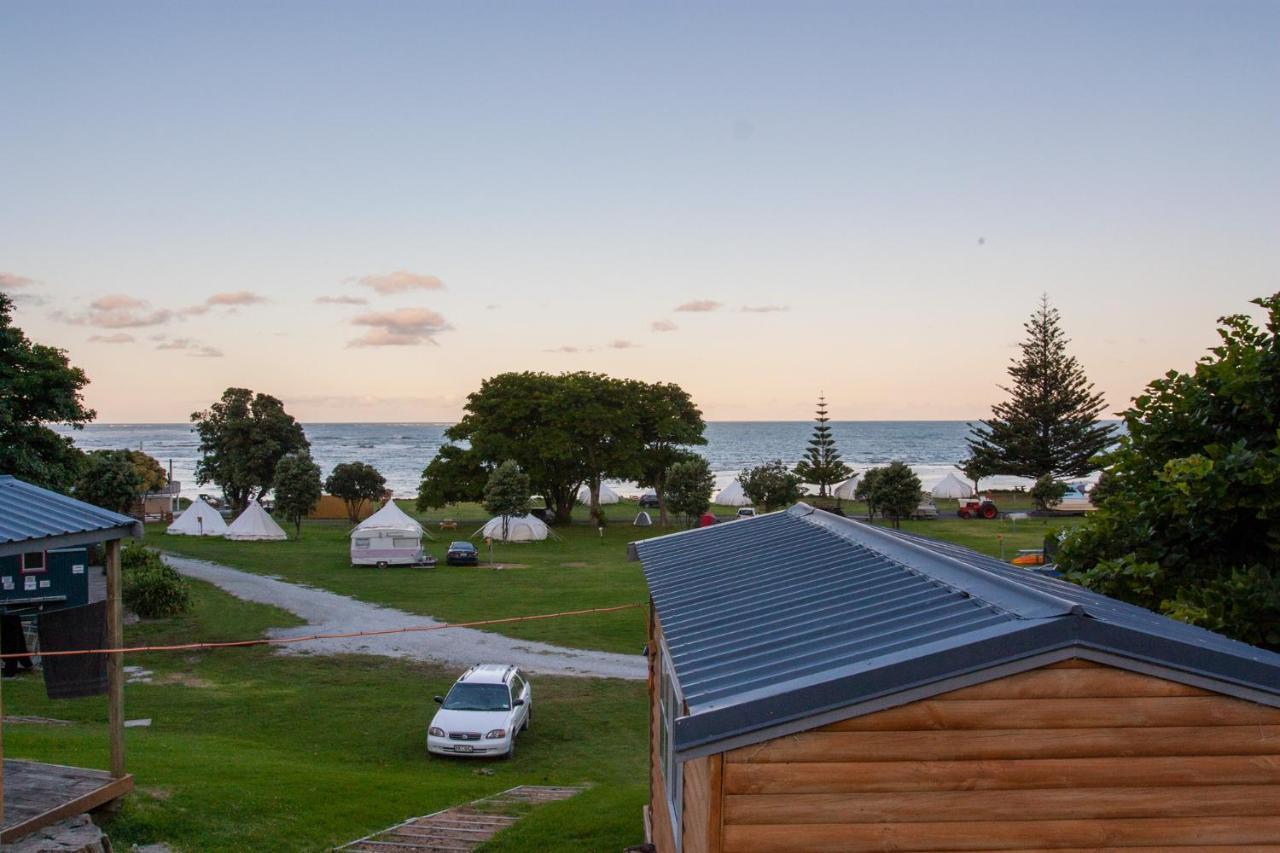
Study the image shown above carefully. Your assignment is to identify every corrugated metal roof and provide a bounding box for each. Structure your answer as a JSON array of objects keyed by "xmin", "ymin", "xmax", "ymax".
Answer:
[
  {"xmin": 631, "ymin": 503, "xmax": 1280, "ymax": 756},
  {"xmin": 0, "ymin": 475, "xmax": 142, "ymax": 555}
]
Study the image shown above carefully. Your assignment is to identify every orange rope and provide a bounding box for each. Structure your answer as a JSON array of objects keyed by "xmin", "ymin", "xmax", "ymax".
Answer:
[{"xmin": 0, "ymin": 603, "xmax": 643, "ymax": 659}]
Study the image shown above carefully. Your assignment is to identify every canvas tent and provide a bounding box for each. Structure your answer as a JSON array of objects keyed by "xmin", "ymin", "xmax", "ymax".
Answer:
[
  {"xmin": 225, "ymin": 501, "xmax": 288, "ymax": 541},
  {"xmin": 831, "ymin": 475, "xmax": 860, "ymax": 501},
  {"xmin": 577, "ymin": 483, "xmax": 620, "ymax": 505},
  {"xmin": 166, "ymin": 498, "xmax": 228, "ymax": 536},
  {"xmin": 350, "ymin": 501, "xmax": 429, "ymax": 566},
  {"xmin": 714, "ymin": 480, "xmax": 751, "ymax": 507},
  {"xmin": 931, "ymin": 471, "xmax": 974, "ymax": 499},
  {"xmin": 476, "ymin": 514, "xmax": 550, "ymax": 542}
]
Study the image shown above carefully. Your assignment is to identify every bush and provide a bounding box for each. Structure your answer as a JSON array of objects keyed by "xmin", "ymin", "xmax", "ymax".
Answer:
[
  {"xmin": 1030, "ymin": 474, "xmax": 1069, "ymax": 510},
  {"xmin": 122, "ymin": 542, "xmax": 192, "ymax": 618}
]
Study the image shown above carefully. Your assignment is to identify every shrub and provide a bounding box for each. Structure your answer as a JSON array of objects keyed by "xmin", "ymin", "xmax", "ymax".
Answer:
[
  {"xmin": 122, "ymin": 542, "xmax": 192, "ymax": 618},
  {"xmin": 1030, "ymin": 474, "xmax": 1069, "ymax": 510}
]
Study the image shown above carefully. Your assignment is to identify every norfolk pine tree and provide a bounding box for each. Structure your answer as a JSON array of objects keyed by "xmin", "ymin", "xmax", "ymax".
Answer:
[{"xmin": 793, "ymin": 394, "xmax": 851, "ymax": 497}]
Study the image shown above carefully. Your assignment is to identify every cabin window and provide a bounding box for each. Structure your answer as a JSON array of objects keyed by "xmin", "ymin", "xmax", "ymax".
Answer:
[
  {"xmin": 392, "ymin": 537, "xmax": 418, "ymax": 549},
  {"xmin": 354, "ymin": 538, "xmax": 371, "ymax": 548},
  {"xmin": 21, "ymin": 551, "xmax": 46, "ymax": 573}
]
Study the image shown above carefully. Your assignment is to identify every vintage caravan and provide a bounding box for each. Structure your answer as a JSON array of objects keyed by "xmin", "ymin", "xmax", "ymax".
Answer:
[{"xmin": 349, "ymin": 501, "xmax": 429, "ymax": 567}]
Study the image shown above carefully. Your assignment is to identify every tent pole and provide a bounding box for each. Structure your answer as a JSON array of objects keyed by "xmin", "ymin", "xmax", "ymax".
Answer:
[{"xmin": 105, "ymin": 539, "xmax": 125, "ymax": 778}]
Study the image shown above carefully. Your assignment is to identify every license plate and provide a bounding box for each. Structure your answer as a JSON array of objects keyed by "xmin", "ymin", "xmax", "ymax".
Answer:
[{"xmin": 454, "ymin": 745, "xmax": 474, "ymax": 753}]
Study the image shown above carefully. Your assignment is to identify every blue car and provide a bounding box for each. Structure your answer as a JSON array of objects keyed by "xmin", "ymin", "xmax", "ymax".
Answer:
[{"xmin": 446, "ymin": 541, "xmax": 479, "ymax": 566}]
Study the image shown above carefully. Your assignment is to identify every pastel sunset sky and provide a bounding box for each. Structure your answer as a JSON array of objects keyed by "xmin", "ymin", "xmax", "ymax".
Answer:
[{"xmin": 3, "ymin": 1, "xmax": 1277, "ymax": 422}]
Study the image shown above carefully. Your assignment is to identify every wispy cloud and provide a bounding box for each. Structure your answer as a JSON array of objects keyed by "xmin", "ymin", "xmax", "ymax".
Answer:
[
  {"xmin": 651, "ymin": 319, "xmax": 678, "ymax": 332},
  {"xmin": 89, "ymin": 333, "xmax": 135, "ymax": 344},
  {"xmin": 182, "ymin": 290, "xmax": 269, "ymax": 316},
  {"xmin": 544, "ymin": 345, "xmax": 586, "ymax": 354},
  {"xmin": 741, "ymin": 304, "xmax": 789, "ymax": 313},
  {"xmin": 315, "ymin": 295, "xmax": 369, "ymax": 306},
  {"xmin": 350, "ymin": 270, "xmax": 445, "ymax": 295},
  {"xmin": 0, "ymin": 272, "xmax": 38, "ymax": 290},
  {"xmin": 675, "ymin": 299, "xmax": 721, "ymax": 313},
  {"xmin": 56, "ymin": 294, "xmax": 174, "ymax": 328},
  {"xmin": 349, "ymin": 307, "xmax": 452, "ymax": 346},
  {"xmin": 608, "ymin": 339, "xmax": 639, "ymax": 349},
  {"xmin": 154, "ymin": 336, "xmax": 223, "ymax": 357}
]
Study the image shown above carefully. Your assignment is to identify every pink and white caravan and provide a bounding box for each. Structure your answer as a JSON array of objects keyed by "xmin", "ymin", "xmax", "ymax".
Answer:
[{"xmin": 349, "ymin": 501, "xmax": 430, "ymax": 567}]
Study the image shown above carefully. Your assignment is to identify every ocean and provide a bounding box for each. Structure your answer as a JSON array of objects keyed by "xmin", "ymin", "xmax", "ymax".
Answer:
[{"xmin": 52, "ymin": 421, "xmax": 1073, "ymax": 498}]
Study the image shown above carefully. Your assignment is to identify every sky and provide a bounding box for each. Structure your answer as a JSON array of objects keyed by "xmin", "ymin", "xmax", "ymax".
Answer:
[{"xmin": 2, "ymin": 1, "xmax": 1277, "ymax": 423}]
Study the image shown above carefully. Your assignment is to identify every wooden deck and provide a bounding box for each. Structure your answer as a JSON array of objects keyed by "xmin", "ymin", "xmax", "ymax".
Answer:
[{"xmin": 1, "ymin": 759, "xmax": 133, "ymax": 843}]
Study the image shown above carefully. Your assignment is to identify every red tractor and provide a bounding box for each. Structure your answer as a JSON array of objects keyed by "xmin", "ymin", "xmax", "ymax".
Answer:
[{"xmin": 957, "ymin": 496, "xmax": 999, "ymax": 519}]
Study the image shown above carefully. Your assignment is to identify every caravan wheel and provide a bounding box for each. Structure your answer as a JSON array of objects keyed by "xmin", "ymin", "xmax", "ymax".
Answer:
[{"xmin": 376, "ymin": 561, "xmax": 388, "ymax": 568}]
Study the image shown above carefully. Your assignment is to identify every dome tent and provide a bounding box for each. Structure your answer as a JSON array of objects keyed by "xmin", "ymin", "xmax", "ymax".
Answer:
[
  {"xmin": 714, "ymin": 480, "xmax": 751, "ymax": 507},
  {"xmin": 577, "ymin": 483, "xmax": 620, "ymax": 505},
  {"xmin": 831, "ymin": 475, "xmax": 861, "ymax": 501},
  {"xmin": 226, "ymin": 501, "xmax": 288, "ymax": 541},
  {"xmin": 931, "ymin": 472, "xmax": 974, "ymax": 499},
  {"xmin": 476, "ymin": 514, "xmax": 551, "ymax": 542},
  {"xmin": 167, "ymin": 497, "xmax": 228, "ymax": 536}
]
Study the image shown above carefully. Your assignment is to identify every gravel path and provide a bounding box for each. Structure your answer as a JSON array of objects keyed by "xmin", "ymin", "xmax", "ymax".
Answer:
[{"xmin": 162, "ymin": 555, "xmax": 646, "ymax": 680}]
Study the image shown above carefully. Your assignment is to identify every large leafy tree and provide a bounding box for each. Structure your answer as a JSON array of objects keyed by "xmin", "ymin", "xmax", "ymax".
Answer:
[
  {"xmin": 1059, "ymin": 293, "xmax": 1280, "ymax": 648},
  {"xmin": 416, "ymin": 444, "xmax": 490, "ymax": 510},
  {"xmin": 191, "ymin": 388, "xmax": 308, "ymax": 512},
  {"xmin": 966, "ymin": 296, "xmax": 1115, "ymax": 479},
  {"xmin": 273, "ymin": 452, "xmax": 323, "ymax": 538},
  {"xmin": 0, "ymin": 292, "xmax": 94, "ymax": 491},
  {"xmin": 665, "ymin": 454, "xmax": 715, "ymax": 525},
  {"xmin": 793, "ymin": 394, "xmax": 851, "ymax": 497},
  {"xmin": 125, "ymin": 450, "xmax": 168, "ymax": 495},
  {"xmin": 75, "ymin": 450, "xmax": 144, "ymax": 514},
  {"xmin": 483, "ymin": 460, "xmax": 532, "ymax": 540},
  {"xmin": 860, "ymin": 461, "xmax": 922, "ymax": 529},
  {"xmin": 738, "ymin": 460, "xmax": 804, "ymax": 512},
  {"xmin": 325, "ymin": 461, "xmax": 387, "ymax": 525},
  {"xmin": 631, "ymin": 381, "xmax": 706, "ymax": 526},
  {"xmin": 559, "ymin": 373, "xmax": 641, "ymax": 527}
]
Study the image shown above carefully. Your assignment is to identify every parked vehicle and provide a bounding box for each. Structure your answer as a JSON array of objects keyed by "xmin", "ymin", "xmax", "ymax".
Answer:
[
  {"xmin": 638, "ymin": 493, "xmax": 660, "ymax": 508},
  {"xmin": 446, "ymin": 541, "xmax": 479, "ymax": 566},
  {"xmin": 957, "ymin": 497, "xmax": 999, "ymax": 519},
  {"xmin": 735, "ymin": 507, "xmax": 757, "ymax": 520},
  {"xmin": 912, "ymin": 498, "xmax": 939, "ymax": 520},
  {"xmin": 428, "ymin": 664, "xmax": 532, "ymax": 759}
]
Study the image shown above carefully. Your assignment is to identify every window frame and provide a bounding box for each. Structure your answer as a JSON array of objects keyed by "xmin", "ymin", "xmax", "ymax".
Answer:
[
  {"xmin": 656, "ymin": 636, "xmax": 683, "ymax": 847},
  {"xmin": 21, "ymin": 551, "xmax": 47, "ymax": 574}
]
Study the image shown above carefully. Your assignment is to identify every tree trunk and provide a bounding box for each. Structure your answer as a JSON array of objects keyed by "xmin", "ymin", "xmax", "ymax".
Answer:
[
  {"xmin": 551, "ymin": 486, "xmax": 575, "ymax": 525},
  {"xmin": 656, "ymin": 486, "xmax": 669, "ymax": 527},
  {"xmin": 589, "ymin": 476, "xmax": 602, "ymax": 527}
]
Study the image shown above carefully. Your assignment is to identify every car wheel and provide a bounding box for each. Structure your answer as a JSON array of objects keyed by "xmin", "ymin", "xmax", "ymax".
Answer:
[
  {"xmin": 504, "ymin": 739, "xmax": 516, "ymax": 760},
  {"xmin": 524, "ymin": 709, "xmax": 532, "ymax": 732}
]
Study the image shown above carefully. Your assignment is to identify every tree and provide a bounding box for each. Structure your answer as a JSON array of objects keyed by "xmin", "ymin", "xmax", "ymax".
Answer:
[
  {"xmin": 854, "ymin": 467, "xmax": 884, "ymax": 521},
  {"xmin": 863, "ymin": 461, "xmax": 922, "ymax": 529},
  {"xmin": 1058, "ymin": 292, "xmax": 1280, "ymax": 648},
  {"xmin": 633, "ymin": 382, "xmax": 706, "ymax": 526},
  {"xmin": 75, "ymin": 451, "xmax": 144, "ymax": 514},
  {"xmin": 416, "ymin": 445, "xmax": 490, "ymax": 511},
  {"xmin": 0, "ymin": 292, "xmax": 94, "ymax": 491},
  {"xmin": 665, "ymin": 454, "xmax": 715, "ymax": 525},
  {"xmin": 559, "ymin": 373, "xmax": 641, "ymax": 527},
  {"xmin": 483, "ymin": 460, "xmax": 532, "ymax": 540},
  {"xmin": 793, "ymin": 394, "xmax": 851, "ymax": 497},
  {"xmin": 325, "ymin": 461, "xmax": 387, "ymax": 525},
  {"xmin": 1029, "ymin": 474, "xmax": 1069, "ymax": 510},
  {"xmin": 738, "ymin": 460, "xmax": 804, "ymax": 512},
  {"xmin": 191, "ymin": 388, "xmax": 308, "ymax": 512},
  {"xmin": 959, "ymin": 454, "xmax": 993, "ymax": 496},
  {"xmin": 273, "ymin": 452, "xmax": 322, "ymax": 538},
  {"xmin": 965, "ymin": 296, "xmax": 1115, "ymax": 479}
]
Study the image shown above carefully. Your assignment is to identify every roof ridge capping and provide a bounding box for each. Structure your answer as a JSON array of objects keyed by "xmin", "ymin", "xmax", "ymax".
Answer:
[{"xmin": 787, "ymin": 503, "xmax": 1085, "ymax": 621}]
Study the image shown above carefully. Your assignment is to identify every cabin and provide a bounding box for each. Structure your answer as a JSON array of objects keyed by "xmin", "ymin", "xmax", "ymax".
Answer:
[
  {"xmin": 307, "ymin": 494, "xmax": 378, "ymax": 522},
  {"xmin": 629, "ymin": 503, "xmax": 1280, "ymax": 853},
  {"xmin": 0, "ymin": 475, "xmax": 140, "ymax": 843}
]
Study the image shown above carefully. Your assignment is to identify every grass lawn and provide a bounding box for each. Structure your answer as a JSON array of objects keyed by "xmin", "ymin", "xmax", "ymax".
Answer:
[{"xmin": 1, "ymin": 581, "xmax": 648, "ymax": 852}]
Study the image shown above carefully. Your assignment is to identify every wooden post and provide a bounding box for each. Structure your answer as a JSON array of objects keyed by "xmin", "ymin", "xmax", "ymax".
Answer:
[{"xmin": 105, "ymin": 539, "xmax": 125, "ymax": 778}]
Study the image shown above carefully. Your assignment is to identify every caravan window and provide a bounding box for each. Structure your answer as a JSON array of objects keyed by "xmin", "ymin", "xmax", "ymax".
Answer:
[
  {"xmin": 393, "ymin": 537, "xmax": 418, "ymax": 549},
  {"xmin": 354, "ymin": 538, "xmax": 371, "ymax": 548}
]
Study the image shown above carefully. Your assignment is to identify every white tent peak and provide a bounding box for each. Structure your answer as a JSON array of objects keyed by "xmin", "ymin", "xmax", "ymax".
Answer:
[
  {"xmin": 475, "ymin": 514, "xmax": 553, "ymax": 542},
  {"xmin": 931, "ymin": 472, "xmax": 974, "ymax": 499},
  {"xmin": 714, "ymin": 480, "xmax": 751, "ymax": 507},
  {"xmin": 226, "ymin": 501, "xmax": 288, "ymax": 541},
  {"xmin": 166, "ymin": 498, "xmax": 228, "ymax": 537},
  {"xmin": 832, "ymin": 475, "xmax": 861, "ymax": 501},
  {"xmin": 354, "ymin": 501, "xmax": 429, "ymax": 538},
  {"xmin": 577, "ymin": 483, "xmax": 620, "ymax": 504}
]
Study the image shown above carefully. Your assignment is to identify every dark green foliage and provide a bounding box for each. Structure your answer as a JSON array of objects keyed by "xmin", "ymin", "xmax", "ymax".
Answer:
[
  {"xmin": 483, "ymin": 459, "xmax": 532, "ymax": 521},
  {"xmin": 1029, "ymin": 474, "xmax": 1069, "ymax": 510},
  {"xmin": 191, "ymin": 388, "xmax": 308, "ymax": 512},
  {"xmin": 966, "ymin": 296, "xmax": 1115, "ymax": 479},
  {"xmin": 416, "ymin": 444, "xmax": 490, "ymax": 510},
  {"xmin": 633, "ymin": 382, "xmax": 706, "ymax": 526},
  {"xmin": 738, "ymin": 460, "xmax": 804, "ymax": 512},
  {"xmin": 858, "ymin": 461, "xmax": 922, "ymax": 528},
  {"xmin": 273, "ymin": 452, "xmax": 323, "ymax": 537},
  {"xmin": 1088, "ymin": 470, "xmax": 1118, "ymax": 506},
  {"xmin": 325, "ymin": 461, "xmax": 387, "ymax": 525},
  {"xmin": 125, "ymin": 450, "xmax": 168, "ymax": 494},
  {"xmin": 75, "ymin": 450, "xmax": 145, "ymax": 514},
  {"xmin": 793, "ymin": 395, "xmax": 851, "ymax": 497},
  {"xmin": 1059, "ymin": 292, "xmax": 1280, "ymax": 648},
  {"xmin": 959, "ymin": 454, "xmax": 994, "ymax": 495},
  {"xmin": 665, "ymin": 455, "xmax": 715, "ymax": 524},
  {"xmin": 121, "ymin": 542, "xmax": 192, "ymax": 617},
  {"xmin": 0, "ymin": 292, "xmax": 94, "ymax": 491}
]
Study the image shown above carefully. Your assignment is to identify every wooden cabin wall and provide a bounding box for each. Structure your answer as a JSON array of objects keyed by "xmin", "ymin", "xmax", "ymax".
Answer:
[
  {"xmin": 680, "ymin": 754, "xmax": 721, "ymax": 853},
  {"xmin": 649, "ymin": 608, "xmax": 677, "ymax": 853},
  {"xmin": 718, "ymin": 659, "xmax": 1280, "ymax": 853}
]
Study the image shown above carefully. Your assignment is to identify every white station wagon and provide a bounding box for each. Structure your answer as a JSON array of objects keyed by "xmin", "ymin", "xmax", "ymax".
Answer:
[{"xmin": 427, "ymin": 664, "xmax": 532, "ymax": 759}]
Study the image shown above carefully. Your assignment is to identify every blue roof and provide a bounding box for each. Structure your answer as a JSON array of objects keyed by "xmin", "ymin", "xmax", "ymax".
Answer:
[
  {"xmin": 0, "ymin": 475, "xmax": 142, "ymax": 556},
  {"xmin": 631, "ymin": 503, "xmax": 1280, "ymax": 756}
]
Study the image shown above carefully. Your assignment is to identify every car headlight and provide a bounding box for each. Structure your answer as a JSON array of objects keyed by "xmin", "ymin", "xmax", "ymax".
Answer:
[
  {"xmin": 484, "ymin": 729, "xmax": 507, "ymax": 739},
  {"xmin": 428, "ymin": 727, "xmax": 445, "ymax": 737}
]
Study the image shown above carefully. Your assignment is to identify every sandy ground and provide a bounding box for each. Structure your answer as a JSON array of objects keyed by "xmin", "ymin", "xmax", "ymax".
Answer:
[{"xmin": 162, "ymin": 555, "xmax": 646, "ymax": 681}]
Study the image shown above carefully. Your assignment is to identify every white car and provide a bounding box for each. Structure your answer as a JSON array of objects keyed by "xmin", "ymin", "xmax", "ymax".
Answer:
[{"xmin": 427, "ymin": 664, "xmax": 532, "ymax": 759}]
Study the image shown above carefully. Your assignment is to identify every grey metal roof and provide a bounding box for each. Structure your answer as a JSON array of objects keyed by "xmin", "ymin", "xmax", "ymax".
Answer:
[
  {"xmin": 630, "ymin": 503, "xmax": 1280, "ymax": 757},
  {"xmin": 0, "ymin": 475, "xmax": 142, "ymax": 557}
]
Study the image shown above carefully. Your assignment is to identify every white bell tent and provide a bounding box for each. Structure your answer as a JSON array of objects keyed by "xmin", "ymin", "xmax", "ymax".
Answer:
[
  {"xmin": 226, "ymin": 501, "xmax": 288, "ymax": 541},
  {"xmin": 476, "ymin": 514, "xmax": 552, "ymax": 542},
  {"xmin": 166, "ymin": 497, "xmax": 228, "ymax": 536},
  {"xmin": 714, "ymin": 480, "xmax": 751, "ymax": 507},
  {"xmin": 831, "ymin": 475, "xmax": 861, "ymax": 501},
  {"xmin": 931, "ymin": 472, "xmax": 975, "ymax": 499},
  {"xmin": 577, "ymin": 483, "xmax": 620, "ymax": 505}
]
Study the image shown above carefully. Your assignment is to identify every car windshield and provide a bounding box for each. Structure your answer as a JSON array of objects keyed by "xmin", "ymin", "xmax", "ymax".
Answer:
[
  {"xmin": 442, "ymin": 682, "xmax": 510, "ymax": 712},
  {"xmin": 449, "ymin": 542, "xmax": 473, "ymax": 551}
]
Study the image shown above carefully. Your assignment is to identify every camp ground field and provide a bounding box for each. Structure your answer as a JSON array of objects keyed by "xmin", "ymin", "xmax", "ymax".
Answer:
[{"xmin": 2, "ymin": 499, "xmax": 1084, "ymax": 851}]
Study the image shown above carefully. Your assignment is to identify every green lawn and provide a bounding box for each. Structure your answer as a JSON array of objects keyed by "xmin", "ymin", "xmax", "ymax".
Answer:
[{"xmin": 1, "ymin": 581, "xmax": 648, "ymax": 852}]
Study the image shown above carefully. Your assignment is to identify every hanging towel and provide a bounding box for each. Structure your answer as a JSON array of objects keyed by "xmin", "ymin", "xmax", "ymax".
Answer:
[
  {"xmin": 2, "ymin": 613, "xmax": 33, "ymax": 676},
  {"xmin": 37, "ymin": 601, "xmax": 108, "ymax": 699}
]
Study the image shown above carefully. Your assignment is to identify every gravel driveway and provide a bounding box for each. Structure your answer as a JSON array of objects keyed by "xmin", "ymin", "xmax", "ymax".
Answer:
[{"xmin": 162, "ymin": 555, "xmax": 646, "ymax": 681}]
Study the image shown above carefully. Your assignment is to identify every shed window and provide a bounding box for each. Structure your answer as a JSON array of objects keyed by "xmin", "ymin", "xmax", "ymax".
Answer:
[
  {"xmin": 354, "ymin": 538, "xmax": 371, "ymax": 548},
  {"xmin": 21, "ymin": 552, "xmax": 46, "ymax": 573},
  {"xmin": 392, "ymin": 537, "xmax": 418, "ymax": 549}
]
